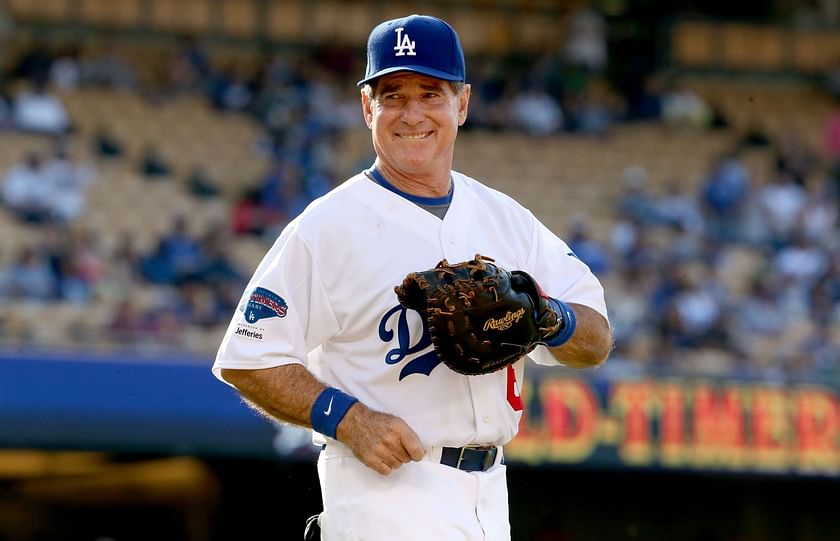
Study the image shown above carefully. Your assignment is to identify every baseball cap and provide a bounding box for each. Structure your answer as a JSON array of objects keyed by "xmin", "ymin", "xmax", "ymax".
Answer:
[{"xmin": 358, "ymin": 14, "xmax": 466, "ymax": 86}]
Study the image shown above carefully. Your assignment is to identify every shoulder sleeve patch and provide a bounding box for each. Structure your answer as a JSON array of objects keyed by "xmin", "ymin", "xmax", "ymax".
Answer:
[{"xmin": 241, "ymin": 287, "xmax": 288, "ymax": 323}]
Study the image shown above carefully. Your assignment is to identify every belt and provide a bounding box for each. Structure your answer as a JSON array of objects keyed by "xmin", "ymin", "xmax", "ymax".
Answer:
[
  {"xmin": 439, "ymin": 445, "xmax": 499, "ymax": 472},
  {"xmin": 320, "ymin": 443, "xmax": 501, "ymax": 472}
]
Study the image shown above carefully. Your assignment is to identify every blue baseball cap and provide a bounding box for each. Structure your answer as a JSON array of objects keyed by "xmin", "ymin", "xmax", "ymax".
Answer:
[{"xmin": 358, "ymin": 14, "xmax": 466, "ymax": 86}]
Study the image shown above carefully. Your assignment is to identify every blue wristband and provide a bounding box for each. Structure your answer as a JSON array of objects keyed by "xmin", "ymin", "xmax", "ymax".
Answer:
[
  {"xmin": 544, "ymin": 298, "xmax": 577, "ymax": 348},
  {"xmin": 310, "ymin": 387, "xmax": 359, "ymax": 439}
]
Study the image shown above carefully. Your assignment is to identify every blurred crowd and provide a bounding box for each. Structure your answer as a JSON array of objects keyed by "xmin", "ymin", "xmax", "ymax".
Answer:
[
  {"xmin": 589, "ymin": 139, "xmax": 839, "ymax": 384},
  {"xmin": 0, "ymin": 7, "xmax": 838, "ymax": 383}
]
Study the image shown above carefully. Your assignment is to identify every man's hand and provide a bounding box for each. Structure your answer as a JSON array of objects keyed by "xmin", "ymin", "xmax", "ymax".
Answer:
[{"xmin": 337, "ymin": 403, "xmax": 425, "ymax": 475}]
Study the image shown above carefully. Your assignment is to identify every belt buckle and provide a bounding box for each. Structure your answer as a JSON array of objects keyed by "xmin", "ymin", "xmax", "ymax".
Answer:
[{"xmin": 457, "ymin": 444, "xmax": 496, "ymax": 471}]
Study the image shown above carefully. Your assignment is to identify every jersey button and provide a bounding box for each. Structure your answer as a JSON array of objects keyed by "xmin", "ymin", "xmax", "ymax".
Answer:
[
  {"xmin": 482, "ymin": 414, "xmax": 490, "ymax": 423},
  {"xmin": 448, "ymin": 235, "xmax": 456, "ymax": 244}
]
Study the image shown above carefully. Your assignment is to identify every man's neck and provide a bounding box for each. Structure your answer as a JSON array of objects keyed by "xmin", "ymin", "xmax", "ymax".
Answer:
[{"xmin": 373, "ymin": 161, "xmax": 452, "ymax": 198}]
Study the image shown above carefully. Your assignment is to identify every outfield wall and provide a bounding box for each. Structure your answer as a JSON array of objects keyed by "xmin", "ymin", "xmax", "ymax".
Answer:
[{"xmin": 3, "ymin": 351, "xmax": 839, "ymax": 478}]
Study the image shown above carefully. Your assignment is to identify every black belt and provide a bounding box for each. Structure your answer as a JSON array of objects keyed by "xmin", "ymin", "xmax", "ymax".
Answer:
[{"xmin": 440, "ymin": 445, "xmax": 499, "ymax": 472}]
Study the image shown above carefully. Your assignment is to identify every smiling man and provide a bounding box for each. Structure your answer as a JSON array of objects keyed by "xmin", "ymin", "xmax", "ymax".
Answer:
[
  {"xmin": 362, "ymin": 72, "xmax": 469, "ymax": 196},
  {"xmin": 212, "ymin": 14, "xmax": 612, "ymax": 541}
]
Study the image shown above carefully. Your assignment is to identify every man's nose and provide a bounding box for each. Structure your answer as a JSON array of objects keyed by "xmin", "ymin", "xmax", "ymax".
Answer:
[{"xmin": 400, "ymin": 98, "xmax": 424, "ymax": 124}]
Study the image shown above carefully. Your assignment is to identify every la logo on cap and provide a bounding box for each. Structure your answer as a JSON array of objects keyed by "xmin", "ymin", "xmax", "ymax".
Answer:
[{"xmin": 393, "ymin": 27, "xmax": 416, "ymax": 57}]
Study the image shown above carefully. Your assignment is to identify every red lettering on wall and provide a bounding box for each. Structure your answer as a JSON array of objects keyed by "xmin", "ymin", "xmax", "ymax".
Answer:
[
  {"xmin": 611, "ymin": 381, "xmax": 655, "ymax": 464},
  {"xmin": 541, "ymin": 379, "xmax": 599, "ymax": 462},
  {"xmin": 691, "ymin": 385, "xmax": 746, "ymax": 468},
  {"xmin": 505, "ymin": 377, "xmax": 840, "ymax": 476},
  {"xmin": 751, "ymin": 388, "xmax": 791, "ymax": 470},
  {"xmin": 795, "ymin": 388, "xmax": 840, "ymax": 474},
  {"xmin": 660, "ymin": 383, "xmax": 687, "ymax": 466}
]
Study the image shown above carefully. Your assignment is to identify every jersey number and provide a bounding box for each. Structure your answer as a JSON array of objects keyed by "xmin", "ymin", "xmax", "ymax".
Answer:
[{"xmin": 506, "ymin": 365, "xmax": 524, "ymax": 411}]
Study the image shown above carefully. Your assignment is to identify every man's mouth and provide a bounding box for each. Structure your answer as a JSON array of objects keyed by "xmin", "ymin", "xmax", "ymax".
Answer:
[{"xmin": 398, "ymin": 131, "xmax": 433, "ymax": 141}]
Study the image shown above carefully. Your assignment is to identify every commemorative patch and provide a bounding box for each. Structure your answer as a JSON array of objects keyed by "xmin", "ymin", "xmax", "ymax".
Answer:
[{"xmin": 241, "ymin": 287, "xmax": 288, "ymax": 323}]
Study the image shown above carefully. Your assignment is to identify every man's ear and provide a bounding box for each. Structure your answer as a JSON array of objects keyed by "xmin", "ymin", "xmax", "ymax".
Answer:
[
  {"xmin": 457, "ymin": 84, "xmax": 471, "ymax": 126},
  {"xmin": 361, "ymin": 90, "xmax": 374, "ymax": 129}
]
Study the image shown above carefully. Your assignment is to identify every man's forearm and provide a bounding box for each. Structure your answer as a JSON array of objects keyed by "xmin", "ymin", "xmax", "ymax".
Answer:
[
  {"xmin": 221, "ymin": 363, "xmax": 425, "ymax": 476},
  {"xmin": 221, "ymin": 364, "xmax": 326, "ymax": 427},
  {"xmin": 549, "ymin": 303, "xmax": 612, "ymax": 369}
]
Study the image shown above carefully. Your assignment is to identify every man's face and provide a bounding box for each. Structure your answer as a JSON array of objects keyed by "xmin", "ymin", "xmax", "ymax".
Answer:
[{"xmin": 361, "ymin": 72, "xmax": 470, "ymax": 178}]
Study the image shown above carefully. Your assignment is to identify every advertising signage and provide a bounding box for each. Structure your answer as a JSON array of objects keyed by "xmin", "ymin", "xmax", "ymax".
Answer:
[{"xmin": 507, "ymin": 375, "xmax": 840, "ymax": 476}]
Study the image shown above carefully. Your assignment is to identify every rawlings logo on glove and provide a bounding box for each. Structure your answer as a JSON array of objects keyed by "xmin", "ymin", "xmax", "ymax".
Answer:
[
  {"xmin": 394, "ymin": 254, "xmax": 564, "ymax": 376},
  {"xmin": 483, "ymin": 308, "xmax": 526, "ymax": 331}
]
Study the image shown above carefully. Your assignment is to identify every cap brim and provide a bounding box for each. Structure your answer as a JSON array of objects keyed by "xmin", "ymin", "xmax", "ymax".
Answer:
[{"xmin": 357, "ymin": 65, "xmax": 463, "ymax": 86}]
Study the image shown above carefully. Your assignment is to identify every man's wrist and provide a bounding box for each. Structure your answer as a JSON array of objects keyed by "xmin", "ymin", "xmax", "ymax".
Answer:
[
  {"xmin": 544, "ymin": 298, "xmax": 577, "ymax": 348},
  {"xmin": 311, "ymin": 387, "xmax": 359, "ymax": 439}
]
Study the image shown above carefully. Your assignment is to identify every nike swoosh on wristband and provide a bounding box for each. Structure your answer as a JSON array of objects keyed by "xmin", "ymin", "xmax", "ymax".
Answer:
[{"xmin": 324, "ymin": 397, "xmax": 334, "ymax": 416}]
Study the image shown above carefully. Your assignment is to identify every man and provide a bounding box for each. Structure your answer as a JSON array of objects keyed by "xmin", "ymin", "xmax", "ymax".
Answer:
[{"xmin": 213, "ymin": 14, "xmax": 612, "ymax": 541}]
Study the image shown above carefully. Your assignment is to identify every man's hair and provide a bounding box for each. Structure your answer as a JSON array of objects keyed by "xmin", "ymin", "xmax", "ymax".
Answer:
[{"xmin": 361, "ymin": 80, "xmax": 467, "ymax": 100}]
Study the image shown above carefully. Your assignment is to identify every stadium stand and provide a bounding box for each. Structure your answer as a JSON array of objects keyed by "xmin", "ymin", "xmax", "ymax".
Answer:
[{"xmin": 0, "ymin": 11, "xmax": 838, "ymax": 382}]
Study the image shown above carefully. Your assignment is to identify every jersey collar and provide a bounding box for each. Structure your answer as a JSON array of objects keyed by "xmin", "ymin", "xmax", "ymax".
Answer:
[{"xmin": 365, "ymin": 166, "xmax": 454, "ymax": 206}]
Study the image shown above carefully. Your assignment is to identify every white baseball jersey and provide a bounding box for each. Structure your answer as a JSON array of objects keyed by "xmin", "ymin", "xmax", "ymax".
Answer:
[{"xmin": 212, "ymin": 170, "xmax": 608, "ymax": 449}]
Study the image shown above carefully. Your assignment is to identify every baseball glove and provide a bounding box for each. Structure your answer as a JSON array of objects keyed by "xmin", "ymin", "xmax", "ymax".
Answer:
[{"xmin": 395, "ymin": 254, "xmax": 563, "ymax": 375}]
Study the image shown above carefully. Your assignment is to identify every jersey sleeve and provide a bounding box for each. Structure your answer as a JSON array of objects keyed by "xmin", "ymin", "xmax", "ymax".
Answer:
[
  {"xmin": 524, "ymin": 215, "xmax": 610, "ymax": 367},
  {"xmin": 211, "ymin": 225, "xmax": 339, "ymax": 383}
]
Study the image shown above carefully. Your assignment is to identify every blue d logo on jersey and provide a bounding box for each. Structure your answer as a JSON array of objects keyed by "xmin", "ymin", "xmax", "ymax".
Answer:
[{"xmin": 378, "ymin": 305, "xmax": 441, "ymax": 380}]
